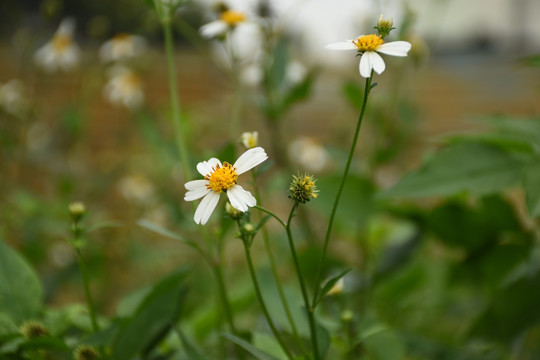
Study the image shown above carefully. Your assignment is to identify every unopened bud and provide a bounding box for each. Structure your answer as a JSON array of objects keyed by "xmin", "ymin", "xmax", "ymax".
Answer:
[
  {"xmin": 242, "ymin": 222, "xmax": 255, "ymax": 234},
  {"xmin": 69, "ymin": 201, "xmax": 86, "ymax": 222},
  {"xmin": 341, "ymin": 310, "xmax": 354, "ymax": 322},
  {"xmin": 225, "ymin": 202, "xmax": 242, "ymax": 219},
  {"xmin": 240, "ymin": 131, "xmax": 258, "ymax": 149},
  {"xmin": 374, "ymin": 14, "xmax": 395, "ymax": 39}
]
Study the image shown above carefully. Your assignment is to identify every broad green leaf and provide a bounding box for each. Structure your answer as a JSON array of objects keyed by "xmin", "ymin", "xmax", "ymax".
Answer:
[
  {"xmin": 0, "ymin": 313, "xmax": 18, "ymax": 336},
  {"xmin": 380, "ymin": 143, "xmax": 523, "ymax": 198},
  {"xmin": 112, "ymin": 268, "xmax": 188, "ymax": 360},
  {"xmin": 222, "ymin": 333, "xmax": 281, "ymax": 360},
  {"xmin": 0, "ymin": 239, "xmax": 43, "ymax": 325},
  {"xmin": 523, "ymin": 160, "xmax": 540, "ymax": 217},
  {"xmin": 315, "ymin": 269, "xmax": 351, "ymax": 306}
]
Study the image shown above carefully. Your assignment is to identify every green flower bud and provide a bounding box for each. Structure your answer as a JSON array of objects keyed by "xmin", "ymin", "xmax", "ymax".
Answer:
[
  {"xmin": 20, "ymin": 320, "xmax": 48, "ymax": 339},
  {"xmin": 289, "ymin": 174, "xmax": 319, "ymax": 204},
  {"xmin": 242, "ymin": 222, "xmax": 256, "ymax": 234},
  {"xmin": 74, "ymin": 345, "xmax": 100, "ymax": 360},
  {"xmin": 225, "ymin": 202, "xmax": 242, "ymax": 219},
  {"xmin": 374, "ymin": 14, "xmax": 395, "ymax": 39},
  {"xmin": 69, "ymin": 201, "xmax": 86, "ymax": 222}
]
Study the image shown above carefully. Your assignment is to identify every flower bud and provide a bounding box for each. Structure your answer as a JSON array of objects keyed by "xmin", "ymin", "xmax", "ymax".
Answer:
[
  {"xmin": 20, "ymin": 320, "xmax": 48, "ymax": 339},
  {"xmin": 341, "ymin": 310, "xmax": 354, "ymax": 322},
  {"xmin": 240, "ymin": 131, "xmax": 258, "ymax": 149},
  {"xmin": 374, "ymin": 14, "xmax": 395, "ymax": 39},
  {"xmin": 69, "ymin": 201, "xmax": 86, "ymax": 222},
  {"xmin": 225, "ymin": 202, "xmax": 242, "ymax": 219},
  {"xmin": 289, "ymin": 174, "xmax": 318, "ymax": 204},
  {"xmin": 326, "ymin": 278, "xmax": 344, "ymax": 296},
  {"xmin": 74, "ymin": 345, "xmax": 100, "ymax": 360},
  {"xmin": 242, "ymin": 222, "xmax": 256, "ymax": 234}
]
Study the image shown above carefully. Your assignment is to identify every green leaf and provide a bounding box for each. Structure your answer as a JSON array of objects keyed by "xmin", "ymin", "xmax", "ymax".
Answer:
[
  {"xmin": 177, "ymin": 327, "xmax": 211, "ymax": 360},
  {"xmin": 111, "ymin": 268, "xmax": 188, "ymax": 360},
  {"xmin": 222, "ymin": 333, "xmax": 281, "ymax": 360},
  {"xmin": 342, "ymin": 81, "xmax": 365, "ymax": 110},
  {"xmin": 0, "ymin": 239, "xmax": 43, "ymax": 325},
  {"xmin": 18, "ymin": 336, "xmax": 70, "ymax": 352},
  {"xmin": 137, "ymin": 219, "xmax": 191, "ymax": 244},
  {"xmin": 315, "ymin": 269, "xmax": 351, "ymax": 306},
  {"xmin": 523, "ymin": 160, "xmax": 540, "ymax": 217},
  {"xmin": 380, "ymin": 143, "xmax": 523, "ymax": 198}
]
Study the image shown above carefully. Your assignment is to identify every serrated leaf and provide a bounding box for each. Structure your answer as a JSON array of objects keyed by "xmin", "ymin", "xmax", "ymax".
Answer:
[
  {"xmin": 315, "ymin": 269, "xmax": 351, "ymax": 306},
  {"xmin": 380, "ymin": 143, "xmax": 523, "ymax": 198},
  {"xmin": 0, "ymin": 239, "xmax": 43, "ymax": 325},
  {"xmin": 222, "ymin": 333, "xmax": 281, "ymax": 360},
  {"xmin": 111, "ymin": 268, "xmax": 188, "ymax": 360}
]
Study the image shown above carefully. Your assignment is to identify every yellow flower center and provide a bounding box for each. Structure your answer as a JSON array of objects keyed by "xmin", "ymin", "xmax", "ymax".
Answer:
[
  {"xmin": 205, "ymin": 162, "xmax": 238, "ymax": 193},
  {"xmin": 220, "ymin": 11, "xmax": 246, "ymax": 26},
  {"xmin": 114, "ymin": 33, "xmax": 131, "ymax": 41},
  {"xmin": 353, "ymin": 34, "xmax": 384, "ymax": 52},
  {"xmin": 52, "ymin": 34, "xmax": 72, "ymax": 51}
]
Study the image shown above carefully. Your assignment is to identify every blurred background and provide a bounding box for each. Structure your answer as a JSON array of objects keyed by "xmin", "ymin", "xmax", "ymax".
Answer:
[{"xmin": 1, "ymin": 0, "xmax": 540, "ymax": 358}]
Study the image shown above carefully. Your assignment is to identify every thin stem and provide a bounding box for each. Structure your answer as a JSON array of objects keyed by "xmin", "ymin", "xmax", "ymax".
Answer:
[
  {"xmin": 162, "ymin": 20, "xmax": 192, "ymax": 182},
  {"xmin": 286, "ymin": 203, "xmax": 320, "ymax": 360},
  {"xmin": 211, "ymin": 260, "xmax": 238, "ymax": 334},
  {"xmin": 312, "ymin": 74, "xmax": 373, "ymax": 307},
  {"xmin": 75, "ymin": 249, "xmax": 99, "ymax": 333},
  {"xmin": 251, "ymin": 173, "xmax": 306, "ymax": 354},
  {"xmin": 254, "ymin": 205, "xmax": 286, "ymax": 229},
  {"xmin": 242, "ymin": 239, "xmax": 294, "ymax": 360}
]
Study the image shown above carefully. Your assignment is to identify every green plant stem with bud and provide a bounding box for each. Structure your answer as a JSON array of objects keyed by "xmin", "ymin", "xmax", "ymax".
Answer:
[
  {"xmin": 238, "ymin": 220, "xmax": 294, "ymax": 360},
  {"xmin": 251, "ymin": 173, "xmax": 306, "ymax": 354},
  {"xmin": 286, "ymin": 202, "xmax": 321, "ymax": 360},
  {"xmin": 312, "ymin": 72, "xmax": 374, "ymax": 307}
]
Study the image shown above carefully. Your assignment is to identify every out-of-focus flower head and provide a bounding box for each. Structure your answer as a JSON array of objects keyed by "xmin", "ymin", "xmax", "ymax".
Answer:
[
  {"xmin": 34, "ymin": 18, "xmax": 81, "ymax": 73},
  {"xmin": 289, "ymin": 173, "xmax": 319, "ymax": 204},
  {"xmin": 200, "ymin": 2, "xmax": 250, "ymax": 39},
  {"xmin": 240, "ymin": 131, "xmax": 258, "ymax": 149},
  {"xmin": 118, "ymin": 174, "xmax": 155, "ymax": 205},
  {"xmin": 99, "ymin": 33, "xmax": 147, "ymax": 63},
  {"xmin": 103, "ymin": 65, "xmax": 144, "ymax": 110},
  {"xmin": 288, "ymin": 137, "xmax": 330, "ymax": 173},
  {"xmin": 0, "ymin": 79, "xmax": 29, "ymax": 118}
]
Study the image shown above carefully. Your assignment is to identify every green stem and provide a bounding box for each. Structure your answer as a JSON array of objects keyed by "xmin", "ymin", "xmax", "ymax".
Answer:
[
  {"xmin": 211, "ymin": 261, "xmax": 238, "ymax": 334},
  {"xmin": 242, "ymin": 239, "xmax": 294, "ymax": 360},
  {"xmin": 162, "ymin": 20, "xmax": 192, "ymax": 182},
  {"xmin": 251, "ymin": 173, "xmax": 306, "ymax": 354},
  {"xmin": 286, "ymin": 203, "xmax": 320, "ymax": 360},
  {"xmin": 312, "ymin": 74, "xmax": 373, "ymax": 307},
  {"xmin": 75, "ymin": 249, "xmax": 99, "ymax": 333}
]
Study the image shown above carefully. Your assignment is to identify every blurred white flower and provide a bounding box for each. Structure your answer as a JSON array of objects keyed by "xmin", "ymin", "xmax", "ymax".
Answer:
[
  {"xmin": 103, "ymin": 65, "xmax": 144, "ymax": 110},
  {"xmin": 34, "ymin": 18, "xmax": 81, "ymax": 73},
  {"xmin": 285, "ymin": 60, "xmax": 307, "ymax": 85},
  {"xmin": 240, "ymin": 131, "xmax": 258, "ymax": 149},
  {"xmin": 200, "ymin": 9, "xmax": 249, "ymax": 38},
  {"xmin": 99, "ymin": 33, "xmax": 147, "ymax": 63},
  {"xmin": 288, "ymin": 137, "xmax": 330, "ymax": 173},
  {"xmin": 184, "ymin": 147, "xmax": 268, "ymax": 225},
  {"xmin": 118, "ymin": 174, "xmax": 156, "ymax": 205},
  {"xmin": 0, "ymin": 79, "xmax": 29, "ymax": 117},
  {"xmin": 325, "ymin": 34, "xmax": 411, "ymax": 77},
  {"xmin": 326, "ymin": 278, "xmax": 345, "ymax": 296}
]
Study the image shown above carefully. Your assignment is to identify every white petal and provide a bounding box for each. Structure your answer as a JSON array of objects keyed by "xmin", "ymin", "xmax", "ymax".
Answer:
[
  {"xmin": 377, "ymin": 41, "xmax": 412, "ymax": 57},
  {"xmin": 197, "ymin": 158, "xmax": 222, "ymax": 177},
  {"xmin": 227, "ymin": 185, "xmax": 256, "ymax": 212},
  {"xmin": 233, "ymin": 147, "xmax": 268, "ymax": 175},
  {"xmin": 324, "ymin": 40, "xmax": 357, "ymax": 51},
  {"xmin": 200, "ymin": 21, "xmax": 228, "ymax": 38},
  {"xmin": 194, "ymin": 192, "xmax": 220, "ymax": 225},
  {"xmin": 184, "ymin": 180, "xmax": 211, "ymax": 201},
  {"xmin": 358, "ymin": 52, "xmax": 372, "ymax": 78},
  {"xmin": 369, "ymin": 51, "xmax": 386, "ymax": 74}
]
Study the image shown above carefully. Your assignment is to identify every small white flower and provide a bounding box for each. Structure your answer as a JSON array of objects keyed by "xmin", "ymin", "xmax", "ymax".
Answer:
[
  {"xmin": 99, "ymin": 33, "xmax": 147, "ymax": 63},
  {"xmin": 0, "ymin": 79, "xmax": 29, "ymax": 117},
  {"xmin": 200, "ymin": 9, "xmax": 248, "ymax": 38},
  {"xmin": 103, "ymin": 65, "xmax": 144, "ymax": 110},
  {"xmin": 34, "ymin": 18, "xmax": 81, "ymax": 73},
  {"xmin": 288, "ymin": 137, "xmax": 329, "ymax": 173},
  {"xmin": 184, "ymin": 147, "xmax": 268, "ymax": 225},
  {"xmin": 325, "ymin": 34, "xmax": 411, "ymax": 77},
  {"xmin": 240, "ymin": 131, "xmax": 258, "ymax": 149}
]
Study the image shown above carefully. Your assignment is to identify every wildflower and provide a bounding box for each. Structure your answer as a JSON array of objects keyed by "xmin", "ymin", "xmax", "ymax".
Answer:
[
  {"xmin": 99, "ymin": 33, "xmax": 147, "ymax": 63},
  {"xmin": 288, "ymin": 137, "xmax": 329, "ymax": 173},
  {"xmin": 117, "ymin": 174, "xmax": 155, "ymax": 205},
  {"xmin": 200, "ymin": 9, "xmax": 248, "ymax": 38},
  {"xmin": 20, "ymin": 320, "xmax": 48, "ymax": 339},
  {"xmin": 326, "ymin": 278, "xmax": 344, "ymax": 296},
  {"xmin": 240, "ymin": 131, "xmax": 258, "ymax": 149},
  {"xmin": 374, "ymin": 14, "xmax": 395, "ymax": 39},
  {"xmin": 74, "ymin": 345, "xmax": 100, "ymax": 360},
  {"xmin": 184, "ymin": 147, "xmax": 268, "ymax": 225},
  {"xmin": 103, "ymin": 65, "xmax": 144, "ymax": 110},
  {"xmin": 325, "ymin": 33, "xmax": 411, "ymax": 78},
  {"xmin": 0, "ymin": 79, "xmax": 29, "ymax": 117},
  {"xmin": 69, "ymin": 201, "xmax": 86, "ymax": 222},
  {"xmin": 34, "ymin": 18, "xmax": 81, "ymax": 73},
  {"xmin": 289, "ymin": 174, "xmax": 318, "ymax": 204}
]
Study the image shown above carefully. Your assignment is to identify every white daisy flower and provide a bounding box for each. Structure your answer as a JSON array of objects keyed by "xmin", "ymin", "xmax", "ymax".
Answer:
[
  {"xmin": 200, "ymin": 9, "xmax": 248, "ymax": 38},
  {"xmin": 184, "ymin": 147, "xmax": 268, "ymax": 225},
  {"xmin": 34, "ymin": 18, "xmax": 81, "ymax": 73},
  {"xmin": 325, "ymin": 34, "xmax": 411, "ymax": 78},
  {"xmin": 99, "ymin": 33, "xmax": 147, "ymax": 63},
  {"xmin": 103, "ymin": 65, "xmax": 144, "ymax": 110}
]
